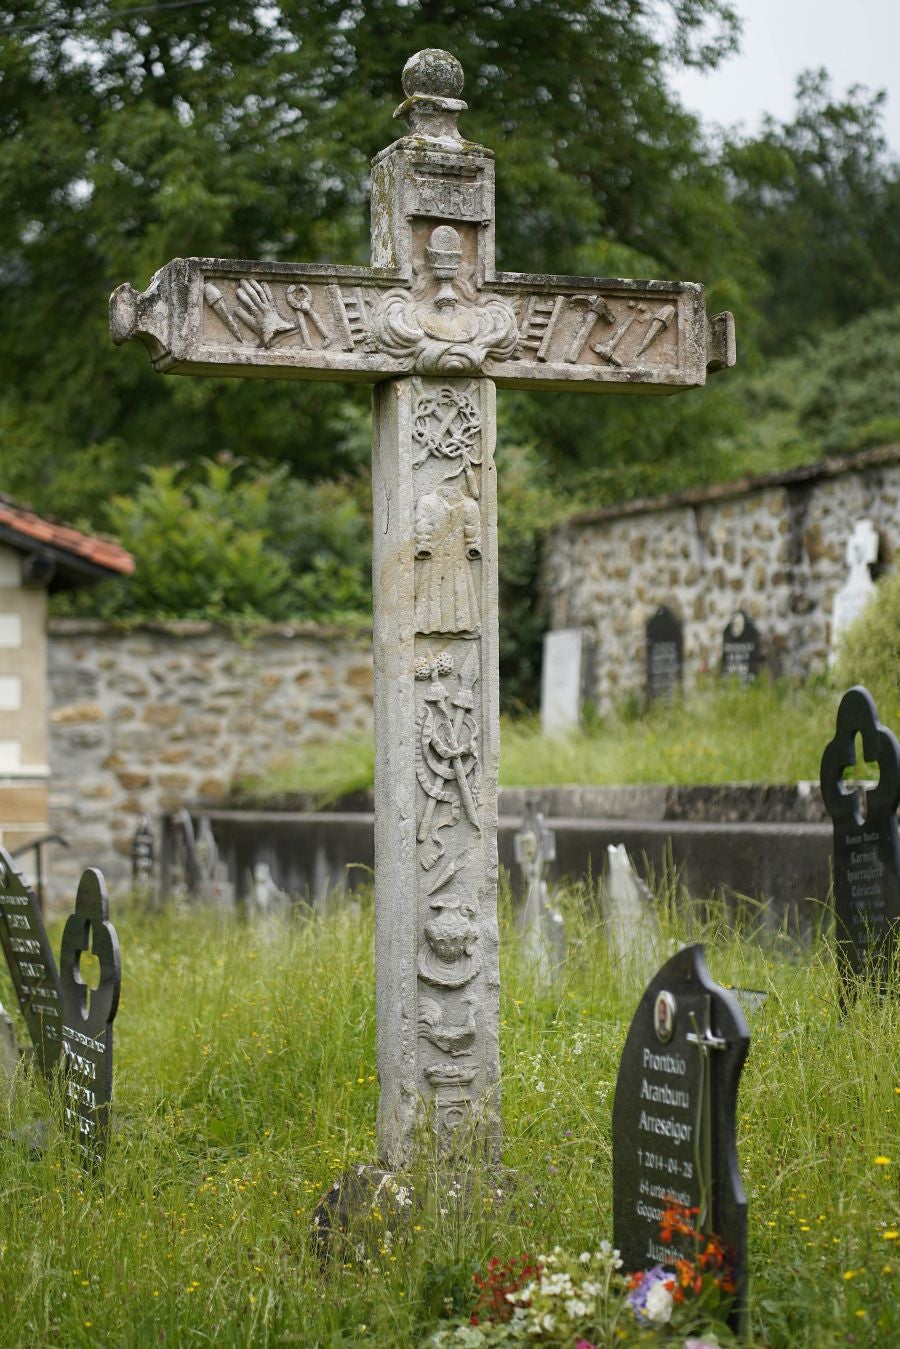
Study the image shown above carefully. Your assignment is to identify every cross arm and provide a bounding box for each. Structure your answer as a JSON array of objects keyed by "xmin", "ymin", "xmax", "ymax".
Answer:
[
  {"xmin": 109, "ymin": 255, "xmax": 411, "ymax": 384},
  {"xmin": 488, "ymin": 270, "xmax": 734, "ymax": 394}
]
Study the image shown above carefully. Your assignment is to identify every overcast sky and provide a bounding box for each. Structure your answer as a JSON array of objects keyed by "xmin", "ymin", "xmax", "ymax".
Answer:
[{"xmin": 668, "ymin": 0, "xmax": 900, "ymax": 153}]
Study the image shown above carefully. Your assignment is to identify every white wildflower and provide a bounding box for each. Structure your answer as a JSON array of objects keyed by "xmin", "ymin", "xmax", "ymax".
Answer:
[
  {"xmin": 564, "ymin": 1298, "xmax": 588, "ymax": 1318},
  {"xmin": 644, "ymin": 1280, "xmax": 674, "ymax": 1324},
  {"xmin": 578, "ymin": 1251, "xmax": 591, "ymax": 1265},
  {"xmin": 535, "ymin": 1081, "xmax": 546, "ymax": 1093}
]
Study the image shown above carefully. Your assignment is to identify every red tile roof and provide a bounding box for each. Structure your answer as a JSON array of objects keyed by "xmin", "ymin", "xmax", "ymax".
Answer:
[{"xmin": 0, "ymin": 494, "xmax": 134, "ymax": 577}]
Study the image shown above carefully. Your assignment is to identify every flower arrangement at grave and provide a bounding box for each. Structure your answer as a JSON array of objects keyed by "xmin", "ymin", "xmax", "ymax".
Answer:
[{"xmin": 429, "ymin": 1208, "xmax": 738, "ymax": 1347}]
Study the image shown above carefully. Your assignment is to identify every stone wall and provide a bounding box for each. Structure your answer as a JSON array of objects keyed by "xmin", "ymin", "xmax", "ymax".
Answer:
[
  {"xmin": 46, "ymin": 620, "xmax": 372, "ymax": 905},
  {"xmin": 543, "ymin": 446, "xmax": 900, "ymax": 713}
]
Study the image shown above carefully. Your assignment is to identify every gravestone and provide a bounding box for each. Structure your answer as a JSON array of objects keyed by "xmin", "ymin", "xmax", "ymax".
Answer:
[
  {"xmin": 829, "ymin": 520, "xmax": 878, "ymax": 664},
  {"xmin": 604, "ymin": 844, "xmax": 661, "ymax": 982},
  {"xmin": 0, "ymin": 1002, "xmax": 17, "ymax": 1103},
  {"xmin": 612, "ymin": 944, "xmax": 749, "ymax": 1334},
  {"xmin": 720, "ymin": 610, "xmax": 762, "ymax": 684},
  {"xmin": 0, "ymin": 845, "xmax": 63, "ymax": 1077},
  {"xmin": 540, "ymin": 628, "xmax": 593, "ymax": 734},
  {"xmin": 645, "ymin": 606, "xmax": 683, "ymax": 703},
  {"xmin": 820, "ymin": 685, "xmax": 900, "ymax": 989},
  {"xmin": 195, "ymin": 817, "xmax": 235, "ymax": 908},
  {"xmin": 167, "ymin": 807, "xmax": 200, "ymax": 899},
  {"xmin": 111, "ymin": 48, "xmax": 734, "ymax": 1171},
  {"xmin": 513, "ymin": 796, "xmax": 565, "ymax": 985},
  {"xmin": 131, "ymin": 813, "xmax": 156, "ymax": 891},
  {"xmin": 59, "ymin": 868, "xmax": 121, "ymax": 1167}
]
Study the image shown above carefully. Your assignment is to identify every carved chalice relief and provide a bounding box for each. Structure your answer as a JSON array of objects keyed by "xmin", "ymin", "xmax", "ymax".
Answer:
[
  {"xmin": 370, "ymin": 225, "xmax": 518, "ymax": 375},
  {"xmin": 415, "ymin": 483, "xmax": 482, "ymax": 634},
  {"xmin": 415, "ymin": 650, "xmax": 481, "ymax": 869},
  {"xmin": 418, "ymin": 893, "xmax": 482, "ymax": 988}
]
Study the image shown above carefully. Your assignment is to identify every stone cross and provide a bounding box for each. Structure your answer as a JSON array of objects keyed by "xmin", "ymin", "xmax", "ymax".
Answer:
[
  {"xmin": 514, "ymin": 795, "xmax": 564, "ymax": 985},
  {"xmin": 830, "ymin": 518, "xmax": 879, "ymax": 662},
  {"xmin": 111, "ymin": 49, "xmax": 734, "ymax": 1170}
]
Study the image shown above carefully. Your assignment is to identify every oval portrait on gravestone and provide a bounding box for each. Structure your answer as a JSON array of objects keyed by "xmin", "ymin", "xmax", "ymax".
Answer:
[{"xmin": 654, "ymin": 990, "xmax": 676, "ymax": 1043}]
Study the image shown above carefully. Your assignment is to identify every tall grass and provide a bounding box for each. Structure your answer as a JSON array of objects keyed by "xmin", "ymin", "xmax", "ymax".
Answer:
[
  {"xmin": 1, "ymin": 887, "xmax": 898, "ymax": 1346},
  {"xmin": 243, "ymin": 677, "xmax": 846, "ymax": 804}
]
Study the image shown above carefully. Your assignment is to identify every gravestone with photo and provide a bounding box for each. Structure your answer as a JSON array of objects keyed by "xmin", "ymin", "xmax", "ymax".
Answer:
[
  {"xmin": 720, "ymin": 610, "xmax": 762, "ymax": 684},
  {"xmin": 59, "ymin": 868, "xmax": 121, "ymax": 1167},
  {"xmin": 0, "ymin": 845, "xmax": 63, "ymax": 1077},
  {"xmin": 645, "ymin": 606, "xmax": 683, "ymax": 703},
  {"xmin": 612, "ymin": 944, "xmax": 750, "ymax": 1334},
  {"xmin": 540, "ymin": 628, "xmax": 593, "ymax": 735},
  {"xmin": 820, "ymin": 685, "xmax": 900, "ymax": 990}
]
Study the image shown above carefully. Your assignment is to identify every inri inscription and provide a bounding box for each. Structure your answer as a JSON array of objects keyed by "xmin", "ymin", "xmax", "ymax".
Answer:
[
  {"xmin": 820, "ymin": 685, "xmax": 900, "ymax": 989},
  {"xmin": 612, "ymin": 944, "xmax": 749, "ymax": 1332}
]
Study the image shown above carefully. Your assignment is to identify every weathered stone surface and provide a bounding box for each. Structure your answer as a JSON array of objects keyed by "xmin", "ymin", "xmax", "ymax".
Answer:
[{"xmin": 46, "ymin": 623, "xmax": 374, "ymax": 907}]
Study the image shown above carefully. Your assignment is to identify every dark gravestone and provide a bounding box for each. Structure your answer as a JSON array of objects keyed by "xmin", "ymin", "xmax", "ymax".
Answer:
[
  {"xmin": 820, "ymin": 685, "xmax": 900, "ymax": 989},
  {"xmin": 0, "ymin": 845, "xmax": 64, "ymax": 1077},
  {"xmin": 720, "ymin": 610, "xmax": 763, "ymax": 684},
  {"xmin": 59, "ymin": 869, "xmax": 121, "ymax": 1167},
  {"xmin": 645, "ymin": 606, "xmax": 683, "ymax": 703},
  {"xmin": 612, "ymin": 944, "xmax": 750, "ymax": 1334},
  {"xmin": 131, "ymin": 814, "xmax": 156, "ymax": 888}
]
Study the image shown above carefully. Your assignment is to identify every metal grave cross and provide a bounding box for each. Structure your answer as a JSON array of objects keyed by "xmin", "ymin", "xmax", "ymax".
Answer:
[{"xmin": 111, "ymin": 48, "xmax": 735, "ymax": 1171}]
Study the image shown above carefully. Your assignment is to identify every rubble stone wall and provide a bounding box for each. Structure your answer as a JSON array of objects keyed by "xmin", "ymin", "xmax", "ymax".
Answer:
[
  {"xmin": 543, "ymin": 449, "xmax": 900, "ymax": 713},
  {"xmin": 46, "ymin": 619, "xmax": 372, "ymax": 905}
]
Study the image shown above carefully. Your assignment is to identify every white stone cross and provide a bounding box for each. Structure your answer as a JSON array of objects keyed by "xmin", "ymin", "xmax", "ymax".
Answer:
[
  {"xmin": 830, "ymin": 517, "xmax": 879, "ymax": 663},
  {"xmin": 111, "ymin": 48, "xmax": 735, "ymax": 1171}
]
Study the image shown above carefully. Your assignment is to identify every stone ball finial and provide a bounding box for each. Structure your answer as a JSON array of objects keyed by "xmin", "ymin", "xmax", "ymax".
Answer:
[{"xmin": 402, "ymin": 49, "xmax": 464, "ymax": 101}]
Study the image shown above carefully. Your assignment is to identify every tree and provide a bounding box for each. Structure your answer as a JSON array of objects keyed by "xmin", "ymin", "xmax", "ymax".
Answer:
[
  {"xmin": 0, "ymin": 0, "xmax": 746, "ymax": 520},
  {"xmin": 724, "ymin": 70, "xmax": 900, "ymax": 352}
]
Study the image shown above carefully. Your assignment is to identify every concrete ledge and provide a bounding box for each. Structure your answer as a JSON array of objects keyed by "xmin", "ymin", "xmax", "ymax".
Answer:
[{"xmin": 173, "ymin": 807, "xmax": 833, "ymax": 933}]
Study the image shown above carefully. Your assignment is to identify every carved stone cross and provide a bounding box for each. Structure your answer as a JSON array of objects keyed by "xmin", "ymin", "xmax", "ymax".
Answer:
[{"xmin": 111, "ymin": 48, "xmax": 734, "ymax": 1171}]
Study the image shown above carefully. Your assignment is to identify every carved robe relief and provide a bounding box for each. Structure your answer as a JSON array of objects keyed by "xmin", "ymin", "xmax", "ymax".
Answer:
[
  {"xmin": 415, "ymin": 485, "xmax": 481, "ymax": 634},
  {"xmin": 370, "ymin": 225, "xmax": 518, "ymax": 375}
]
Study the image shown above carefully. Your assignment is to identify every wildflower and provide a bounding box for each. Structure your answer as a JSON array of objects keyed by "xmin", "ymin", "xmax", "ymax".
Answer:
[
  {"xmin": 627, "ymin": 1265, "xmax": 675, "ymax": 1324},
  {"xmin": 883, "ymin": 1231, "xmax": 899, "ymax": 1241},
  {"xmin": 535, "ymin": 1081, "xmax": 546, "ymax": 1093},
  {"xmin": 578, "ymin": 1251, "xmax": 592, "ymax": 1265},
  {"xmin": 874, "ymin": 1156, "xmax": 891, "ymax": 1165}
]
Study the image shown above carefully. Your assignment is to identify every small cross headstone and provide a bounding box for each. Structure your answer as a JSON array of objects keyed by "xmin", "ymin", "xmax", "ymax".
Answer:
[
  {"xmin": 513, "ymin": 795, "xmax": 564, "ymax": 985},
  {"xmin": 830, "ymin": 520, "xmax": 879, "ymax": 664},
  {"xmin": 0, "ymin": 845, "xmax": 64, "ymax": 1077},
  {"xmin": 195, "ymin": 817, "xmax": 235, "ymax": 908},
  {"xmin": 820, "ymin": 685, "xmax": 900, "ymax": 990},
  {"xmin": 131, "ymin": 813, "xmax": 156, "ymax": 892},
  {"xmin": 540, "ymin": 628, "xmax": 593, "ymax": 735},
  {"xmin": 112, "ymin": 47, "xmax": 734, "ymax": 1173},
  {"xmin": 604, "ymin": 844, "xmax": 662, "ymax": 981},
  {"xmin": 720, "ymin": 609, "xmax": 762, "ymax": 684},
  {"xmin": 168, "ymin": 806, "xmax": 200, "ymax": 898},
  {"xmin": 612, "ymin": 944, "xmax": 750, "ymax": 1335},
  {"xmin": 645, "ymin": 606, "xmax": 683, "ymax": 703},
  {"xmin": 59, "ymin": 868, "xmax": 121, "ymax": 1167}
]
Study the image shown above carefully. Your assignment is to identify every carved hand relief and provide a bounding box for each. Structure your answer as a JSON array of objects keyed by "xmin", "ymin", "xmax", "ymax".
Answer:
[
  {"xmin": 415, "ymin": 650, "xmax": 481, "ymax": 870},
  {"xmin": 371, "ymin": 226, "xmax": 518, "ymax": 375},
  {"xmin": 203, "ymin": 279, "xmax": 375, "ymax": 352}
]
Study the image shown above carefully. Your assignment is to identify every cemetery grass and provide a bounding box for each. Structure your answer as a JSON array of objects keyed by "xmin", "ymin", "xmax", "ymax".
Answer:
[
  {"xmin": 1, "ymin": 891, "xmax": 899, "ymax": 1348},
  {"xmin": 245, "ymin": 677, "xmax": 859, "ymax": 803}
]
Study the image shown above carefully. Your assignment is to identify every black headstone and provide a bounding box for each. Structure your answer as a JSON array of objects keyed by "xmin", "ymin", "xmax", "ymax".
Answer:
[
  {"xmin": 612, "ymin": 944, "xmax": 750, "ymax": 1334},
  {"xmin": 645, "ymin": 606, "xmax": 683, "ymax": 702},
  {"xmin": 720, "ymin": 610, "xmax": 763, "ymax": 684},
  {"xmin": 820, "ymin": 685, "xmax": 900, "ymax": 989},
  {"xmin": 0, "ymin": 846, "xmax": 64, "ymax": 1077},
  {"xmin": 59, "ymin": 869, "xmax": 121, "ymax": 1166},
  {"xmin": 131, "ymin": 814, "xmax": 156, "ymax": 885}
]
